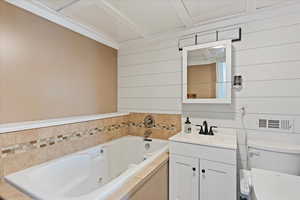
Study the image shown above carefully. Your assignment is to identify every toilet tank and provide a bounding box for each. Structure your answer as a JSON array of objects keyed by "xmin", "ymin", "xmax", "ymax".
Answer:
[{"xmin": 248, "ymin": 142, "xmax": 300, "ymax": 175}]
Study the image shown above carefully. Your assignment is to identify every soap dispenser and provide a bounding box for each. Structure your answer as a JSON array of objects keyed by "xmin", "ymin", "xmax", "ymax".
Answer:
[{"xmin": 184, "ymin": 117, "xmax": 192, "ymax": 134}]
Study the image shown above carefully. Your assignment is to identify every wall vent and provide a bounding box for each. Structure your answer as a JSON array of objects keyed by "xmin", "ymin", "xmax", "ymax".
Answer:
[
  {"xmin": 268, "ymin": 120, "xmax": 280, "ymax": 129},
  {"xmin": 258, "ymin": 119, "xmax": 292, "ymax": 130},
  {"xmin": 258, "ymin": 119, "xmax": 267, "ymax": 128},
  {"xmin": 281, "ymin": 120, "xmax": 291, "ymax": 130}
]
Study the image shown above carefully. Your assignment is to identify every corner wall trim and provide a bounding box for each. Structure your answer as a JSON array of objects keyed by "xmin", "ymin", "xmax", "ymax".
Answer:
[
  {"xmin": 5, "ymin": 0, "xmax": 119, "ymax": 49},
  {"xmin": 0, "ymin": 112, "xmax": 129, "ymax": 134}
]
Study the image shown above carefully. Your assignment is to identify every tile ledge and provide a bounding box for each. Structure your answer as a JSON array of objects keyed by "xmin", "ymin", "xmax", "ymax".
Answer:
[
  {"xmin": 0, "ymin": 112, "xmax": 129, "ymax": 134},
  {"xmin": 0, "ymin": 180, "xmax": 32, "ymax": 200}
]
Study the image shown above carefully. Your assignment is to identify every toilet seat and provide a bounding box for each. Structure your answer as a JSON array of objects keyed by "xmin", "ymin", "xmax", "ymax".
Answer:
[{"xmin": 251, "ymin": 168, "xmax": 300, "ymax": 200}]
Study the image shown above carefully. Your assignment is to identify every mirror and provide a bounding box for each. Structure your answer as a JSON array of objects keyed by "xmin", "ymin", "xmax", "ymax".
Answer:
[{"xmin": 182, "ymin": 40, "xmax": 232, "ymax": 104}]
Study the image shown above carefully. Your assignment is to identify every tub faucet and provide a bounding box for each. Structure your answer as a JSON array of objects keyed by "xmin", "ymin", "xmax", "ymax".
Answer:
[{"xmin": 144, "ymin": 129, "xmax": 152, "ymax": 141}]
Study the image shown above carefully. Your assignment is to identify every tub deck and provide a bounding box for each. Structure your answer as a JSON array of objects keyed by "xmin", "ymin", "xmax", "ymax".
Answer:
[{"xmin": 0, "ymin": 181, "xmax": 31, "ymax": 200}]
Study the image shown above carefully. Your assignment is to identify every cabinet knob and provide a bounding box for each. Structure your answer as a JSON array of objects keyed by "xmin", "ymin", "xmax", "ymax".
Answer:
[
  {"xmin": 202, "ymin": 169, "xmax": 206, "ymax": 173},
  {"xmin": 192, "ymin": 167, "xmax": 196, "ymax": 171}
]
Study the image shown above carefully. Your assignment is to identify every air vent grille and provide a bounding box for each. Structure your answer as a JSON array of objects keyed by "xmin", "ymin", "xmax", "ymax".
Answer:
[
  {"xmin": 268, "ymin": 120, "xmax": 280, "ymax": 129},
  {"xmin": 258, "ymin": 119, "xmax": 292, "ymax": 130},
  {"xmin": 281, "ymin": 120, "xmax": 291, "ymax": 130},
  {"xmin": 259, "ymin": 119, "xmax": 267, "ymax": 128}
]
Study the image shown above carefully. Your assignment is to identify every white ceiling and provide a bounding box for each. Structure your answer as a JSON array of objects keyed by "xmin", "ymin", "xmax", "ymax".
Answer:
[
  {"xmin": 32, "ymin": 0, "xmax": 289, "ymax": 44},
  {"xmin": 61, "ymin": 1, "xmax": 141, "ymax": 42},
  {"xmin": 108, "ymin": 0, "xmax": 184, "ymax": 35},
  {"xmin": 37, "ymin": 0, "xmax": 77, "ymax": 10},
  {"xmin": 183, "ymin": 0, "xmax": 246, "ymax": 23}
]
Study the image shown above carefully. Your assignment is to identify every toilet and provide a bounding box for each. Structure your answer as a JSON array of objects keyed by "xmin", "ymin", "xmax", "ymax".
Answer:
[{"xmin": 240, "ymin": 141, "xmax": 300, "ymax": 200}]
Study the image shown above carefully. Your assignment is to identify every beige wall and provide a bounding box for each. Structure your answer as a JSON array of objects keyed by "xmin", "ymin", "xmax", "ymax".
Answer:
[{"xmin": 0, "ymin": 1, "xmax": 117, "ymax": 123}]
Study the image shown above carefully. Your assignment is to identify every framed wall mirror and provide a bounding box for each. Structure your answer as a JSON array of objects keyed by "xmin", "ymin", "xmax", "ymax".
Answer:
[{"xmin": 182, "ymin": 40, "xmax": 232, "ymax": 104}]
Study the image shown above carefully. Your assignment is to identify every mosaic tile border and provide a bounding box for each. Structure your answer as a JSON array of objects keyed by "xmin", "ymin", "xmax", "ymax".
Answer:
[
  {"xmin": 0, "ymin": 120, "xmax": 178, "ymax": 158},
  {"xmin": 128, "ymin": 121, "xmax": 176, "ymax": 131},
  {"xmin": 0, "ymin": 122, "xmax": 129, "ymax": 158}
]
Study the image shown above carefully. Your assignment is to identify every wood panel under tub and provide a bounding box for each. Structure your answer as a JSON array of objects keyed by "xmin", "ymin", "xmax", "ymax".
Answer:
[{"xmin": 129, "ymin": 162, "xmax": 168, "ymax": 200}]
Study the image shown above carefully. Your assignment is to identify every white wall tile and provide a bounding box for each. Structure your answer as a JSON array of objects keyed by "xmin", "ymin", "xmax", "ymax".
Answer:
[
  {"xmin": 118, "ymin": 5, "xmax": 300, "ymax": 170},
  {"xmin": 119, "ymin": 86, "xmax": 181, "ymax": 98},
  {"xmin": 119, "ymin": 72, "xmax": 181, "ymax": 87},
  {"xmin": 234, "ymin": 61, "xmax": 300, "ymax": 81}
]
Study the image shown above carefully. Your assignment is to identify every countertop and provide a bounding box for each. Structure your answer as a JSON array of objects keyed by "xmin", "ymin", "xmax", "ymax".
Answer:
[{"xmin": 169, "ymin": 131, "xmax": 237, "ymax": 150}]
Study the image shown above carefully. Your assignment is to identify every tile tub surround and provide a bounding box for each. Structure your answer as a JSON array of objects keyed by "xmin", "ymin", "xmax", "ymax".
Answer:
[
  {"xmin": 0, "ymin": 114, "xmax": 130, "ymax": 177},
  {"xmin": 0, "ymin": 112, "xmax": 181, "ymax": 177},
  {"xmin": 128, "ymin": 113, "xmax": 182, "ymax": 140}
]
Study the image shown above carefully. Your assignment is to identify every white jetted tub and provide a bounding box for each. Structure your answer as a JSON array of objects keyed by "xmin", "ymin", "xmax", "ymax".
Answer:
[{"xmin": 5, "ymin": 136, "xmax": 168, "ymax": 200}]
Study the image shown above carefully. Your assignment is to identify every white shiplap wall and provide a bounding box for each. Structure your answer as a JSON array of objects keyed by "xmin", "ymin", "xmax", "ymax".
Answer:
[{"xmin": 118, "ymin": 3, "xmax": 300, "ymax": 169}]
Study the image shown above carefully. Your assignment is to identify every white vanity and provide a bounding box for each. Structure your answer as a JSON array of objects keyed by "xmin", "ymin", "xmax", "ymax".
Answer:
[
  {"xmin": 169, "ymin": 132, "xmax": 237, "ymax": 200},
  {"xmin": 173, "ymin": 35, "xmax": 236, "ymax": 200}
]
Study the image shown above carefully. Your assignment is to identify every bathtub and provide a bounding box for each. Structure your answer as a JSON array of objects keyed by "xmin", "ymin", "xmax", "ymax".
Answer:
[{"xmin": 4, "ymin": 136, "xmax": 168, "ymax": 200}]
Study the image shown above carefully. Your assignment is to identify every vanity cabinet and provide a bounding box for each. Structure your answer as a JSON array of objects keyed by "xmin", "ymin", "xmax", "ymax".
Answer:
[
  {"xmin": 200, "ymin": 160, "xmax": 236, "ymax": 200},
  {"xmin": 169, "ymin": 139, "xmax": 237, "ymax": 200},
  {"xmin": 169, "ymin": 155, "xmax": 199, "ymax": 200}
]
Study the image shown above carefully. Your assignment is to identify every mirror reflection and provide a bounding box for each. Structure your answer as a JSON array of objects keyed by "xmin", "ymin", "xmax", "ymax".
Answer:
[{"xmin": 187, "ymin": 45, "xmax": 227, "ymax": 99}]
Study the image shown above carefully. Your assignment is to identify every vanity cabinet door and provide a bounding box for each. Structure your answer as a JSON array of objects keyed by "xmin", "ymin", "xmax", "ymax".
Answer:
[
  {"xmin": 200, "ymin": 159, "xmax": 236, "ymax": 200},
  {"xmin": 170, "ymin": 154, "xmax": 199, "ymax": 200}
]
